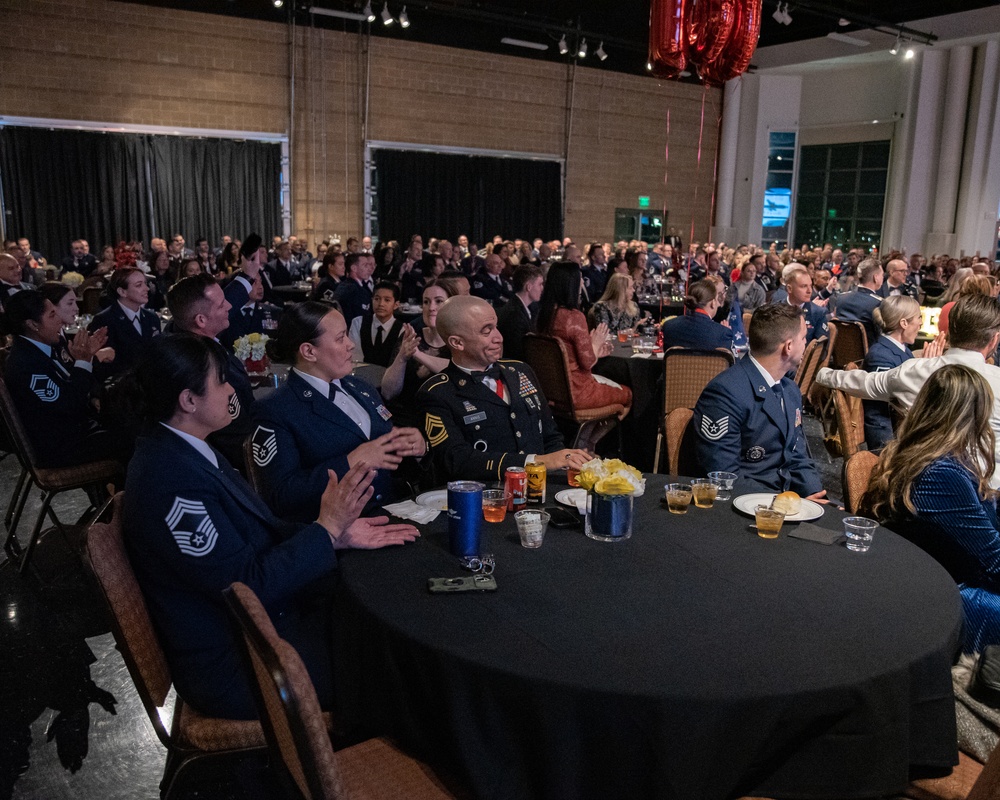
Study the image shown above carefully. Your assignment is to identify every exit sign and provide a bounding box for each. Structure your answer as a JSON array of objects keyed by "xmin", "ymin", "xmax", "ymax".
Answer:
[{"xmin": 638, "ymin": 196, "xmax": 650, "ymax": 208}]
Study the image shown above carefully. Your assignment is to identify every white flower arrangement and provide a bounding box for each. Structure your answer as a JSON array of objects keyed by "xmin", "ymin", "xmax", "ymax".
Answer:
[
  {"xmin": 233, "ymin": 333, "xmax": 269, "ymax": 361},
  {"xmin": 61, "ymin": 271, "xmax": 84, "ymax": 288}
]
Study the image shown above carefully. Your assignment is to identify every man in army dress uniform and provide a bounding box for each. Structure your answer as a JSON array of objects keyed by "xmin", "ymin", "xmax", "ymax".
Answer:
[
  {"xmin": 693, "ymin": 303, "xmax": 826, "ymax": 500},
  {"xmin": 417, "ymin": 295, "xmax": 589, "ymax": 483}
]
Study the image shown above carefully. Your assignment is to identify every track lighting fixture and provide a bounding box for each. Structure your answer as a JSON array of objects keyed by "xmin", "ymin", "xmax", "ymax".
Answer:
[
  {"xmin": 381, "ymin": 2, "xmax": 394, "ymax": 25},
  {"xmin": 272, "ymin": 0, "xmax": 283, "ymax": 7},
  {"xmin": 558, "ymin": 34, "xmax": 568, "ymax": 55},
  {"xmin": 595, "ymin": 41, "xmax": 607, "ymax": 61},
  {"xmin": 399, "ymin": 5, "xmax": 409, "ymax": 27},
  {"xmin": 363, "ymin": 0, "xmax": 375, "ymax": 22},
  {"xmin": 578, "ymin": 38, "xmax": 587, "ymax": 58},
  {"xmin": 890, "ymin": 33, "xmax": 900, "ymax": 55}
]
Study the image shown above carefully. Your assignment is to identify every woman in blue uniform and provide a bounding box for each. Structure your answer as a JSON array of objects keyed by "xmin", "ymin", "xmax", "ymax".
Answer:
[
  {"xmin": 861, "ymin": 295, "xmax": 919, "ymax": 451},
  {"xmin": 124, "ymin": 333, "xmax": 418, "ymax": 719},
  {"xmin": 254, "ymin": 302, "xmax": 428, "ymax": 522},
  {"xmin": 661, "ymin": 278, "xmax": 735, "ymax": 352},
  {"xmin": 866, "ymin": 365, "xmax": 1000, "ymax": 654}
]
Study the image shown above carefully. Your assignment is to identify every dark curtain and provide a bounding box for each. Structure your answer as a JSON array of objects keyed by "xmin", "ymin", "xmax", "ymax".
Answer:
[
  {"xmin": 0, "ymin": 126, "xmax": 151, "ymax": 263},
  {"xmin": 374, "ymin": 149, "xmax": 562, "ymax": 245},
  {"xmin": 0, "ymin": 126, "xmax": 281, "ymax": 264}
]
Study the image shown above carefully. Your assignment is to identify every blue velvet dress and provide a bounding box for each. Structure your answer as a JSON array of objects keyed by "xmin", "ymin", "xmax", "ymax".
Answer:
[{"xmin": 888, "ymin": 457, "xmax": 1000, "ymax": 653}]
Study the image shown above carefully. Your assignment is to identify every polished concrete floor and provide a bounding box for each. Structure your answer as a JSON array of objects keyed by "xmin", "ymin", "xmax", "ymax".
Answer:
[{"xmin": 0, "ymin": 416, "xmax": 844, "ymax": 800}]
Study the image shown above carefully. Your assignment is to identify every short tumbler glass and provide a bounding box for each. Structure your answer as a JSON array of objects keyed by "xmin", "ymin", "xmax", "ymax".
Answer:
[{"xmin": 843, "ymin": 517, "xmax": 877, "ymax": 552}]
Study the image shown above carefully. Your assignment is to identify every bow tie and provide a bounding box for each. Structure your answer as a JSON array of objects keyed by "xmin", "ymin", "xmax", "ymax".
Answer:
[{"xmin": 471, "ymin": 365, "xmax": 503, "ymax": 382}]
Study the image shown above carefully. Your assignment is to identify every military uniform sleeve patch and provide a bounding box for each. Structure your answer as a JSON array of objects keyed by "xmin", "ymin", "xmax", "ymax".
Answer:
[
  {"xmin": 425, "ymin": 414, "xmax": 448, "ymax": 447},
  {"xmin": 228, "ymin": 393, "xmax": 241, "ymax": 418},
  {"xmin": 30, "ymin": 375, "xmax": 59, "ymax": 402},
  {"xmin": 165, "ymin": 497, "xmax": 220, "ymax": 557},
  {"xmin": 252, "ymin": 425, "xmax": 277, "ymax": 467},
  {"xmin": 700, "ymin": 415, "xmax": 729, "ymax": 441}
]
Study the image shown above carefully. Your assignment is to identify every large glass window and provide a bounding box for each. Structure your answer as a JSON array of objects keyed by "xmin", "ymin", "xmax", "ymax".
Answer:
[
  {"xmin": 761, "ymin": 131, "xmax": 796, "ymax": 249},
  {"xmin": 794, "ymin": 141, "xmax": 889, "ymax": 250}
]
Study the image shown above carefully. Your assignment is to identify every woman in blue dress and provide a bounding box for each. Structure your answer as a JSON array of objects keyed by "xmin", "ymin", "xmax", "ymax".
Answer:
[
  {"xmin": 861, "ymin": 295, "xmax": 920, "ymax": 451},
  {"xmin": 866, "ymin": 364, "xmax": 1000, "ymax": 654}
]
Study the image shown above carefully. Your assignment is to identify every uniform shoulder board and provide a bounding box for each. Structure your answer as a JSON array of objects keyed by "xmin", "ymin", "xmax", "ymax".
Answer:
[
  {"xmin": 498, "ymin": 359, "xmax": 524, "ymax": 369},
  {"xmin": 420, "ymin": 373, "xmax": 450, "ymax": 392}
]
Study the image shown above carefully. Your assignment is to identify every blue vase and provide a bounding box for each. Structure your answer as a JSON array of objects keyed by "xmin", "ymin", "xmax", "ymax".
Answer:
[{"xmin": 584, "ymin": 491, "xmax": 633, "ymax": 542}]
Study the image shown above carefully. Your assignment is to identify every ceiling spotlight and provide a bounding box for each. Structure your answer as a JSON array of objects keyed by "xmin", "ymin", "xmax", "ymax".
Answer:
[
  {"xmin": 890, "ymin": 32, "xmax": 900, "ymax": 54},
  {"xmin": 272, "ymin": 0, "xmax": 283, "ymax": 7},
  {"xmin": 595, "ymin": 41, "xmax": 607, "ymax": 61},
  {"xmin": 558, "ymin": 34, "xmax": 569, "ymax": 55},
  {"xmin": 772, "ymin": 2, "xmax": 784, "ymax": 24},
  {"xmin": 782, "ymin": 4, "xmax": 792, "ymax": 25},
  {"xmin": 399, "ymin": 5, "xmax": 409, "ymax": 27},
  {"xmin": 646, "ymin": 61, "xmax": 653, "ymax": 71},
  {"xmin": 578, "ymin": 38, "xmax": 588, "ymax": 58},
  {"xmin": 381, "ymin": 2, "xmax": 393, "ymax": 25},
  {"xmin": 363, "ymin": 0, "xmax": 375, "ymax": 21},
  {"xmin": 905, "ymin": 47, "xmax": 915, "ymax": 59},
  {"xmin": 838, "ymin": 17, "xmax": 850, "ymax": 26}
]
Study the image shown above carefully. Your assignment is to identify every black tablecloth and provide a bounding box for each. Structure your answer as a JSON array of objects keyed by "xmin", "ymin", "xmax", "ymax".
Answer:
[
  {"xmin": 333, "ymin": 481, "xmax": 961, "ymax": 800},
  {"xmin": 594, "ymin": 343, "xmax": 663, "ymax": 471}
]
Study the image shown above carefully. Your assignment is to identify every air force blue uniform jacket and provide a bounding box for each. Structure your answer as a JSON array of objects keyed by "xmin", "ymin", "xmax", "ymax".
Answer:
[
  {"xmin": 123, "ymin": 425, "xmax": 337, "ymax": 719},
  {"xmin": 661, "ymin": 311, "xmax": 734, "ymax": 352},
  {"xmin": 253, "ymin": 371, "xmax": 395, "ymax": 522},
  {"xmin": 694, "ymin": 356, "xmax": 823, "ymax": 496},
  {"xmin": 88, "ymin": 302, "xmax": 161, "ymax": 377},
  {"xmin": 834, "ymin": 287, "xmax": 881, "ymax": 348},
  {"xmin": 861, "ymin": 335, "xmax": 912, "ymax": 451}
]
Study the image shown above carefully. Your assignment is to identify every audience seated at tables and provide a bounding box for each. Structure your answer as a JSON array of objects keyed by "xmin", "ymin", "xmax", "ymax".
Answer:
[
  {"xmin": 732, "ymin": 261, "xmax": 766, "ymax": 312},
  {"xmin": 311, "ymin": 250, "xmax": 344, "ymax": 302},
  {"xmin": 333, "ymin": 252, "xmax": 375, "ymax": 324},
  {"xmin": 417, "ymin": 295, "xmax": 590, "ymax": 483},
  {"xmin": 496, "ymin": 265, "xmax": 542, "ymax": 361},
  {"xmin": 381, "ymin": 281, "xmax": 453, "ymax": 428},
  {"xmin": 783, "ymin": 266, "xmax": 830, "ymax": 346},
  {"xmin": 254, "ymin": 302, "xmax": 428, "ymax": 522},
  {"xmin": 694, "ymin": 303, "xmax": 826, "ymax": 499},
  {"xmin": 879, "ymin": 258, "xmax": 920, "ymax": 300},
  {"xmin": 861, "ymin": 296, "xmax": 920, "ymax": 451},
  {"xmin": 864, "ymin": 365, "xmax": 1000, "ymax": 654},
  {"xmin": 471, "ymin": 252, "xmax": 515, "ymax": 308},
  {"xmin": 581, "ymin": 243, "xmax": 608, "ymax": 301},
  {"xmin": 661, "ymin": 279, "xmax": 735, "ymax": 352},
  {"xmin": 348, "ymin": 280, "xmax": 405, "ymax": 367},
  {"xmin": 167, "ymin": 267, "xmax": 260, "ymax": 470},
  {"xmin": 833, "ymin": 258, "xmax": 883, "ymax": 346},
  {"xmin": 85, "ymin": 268, "xmax": 159, "ymax": 377},
  {"xmin": 60, "ymin": 239, "xmax": 97, "ymax": 278},
  {"xmin": 37, "ymin": 281, "xmax": 114, "ymax": 369},
  {"xmin": 146, "ymin": 249, "xmax": 173, "ymax": 311},
  {"xmin": 536, "ymin": 262, "xmax": 632, "ymax": 412},
  {"xmin": 265, "ymin": 239, "xmax": 297, "ymax": 287},
  {"xmin": 396, "ymin": 239, "xmax": 426, "ymax": 303},
  {"xmin": 219, "ymin": 273, "xmax": 279, "ymax": 350},
  {"xmin": 2, "ymin": 290, "xmax": 119, "ymax": 468},
  {"xmin": 589, "ymin": 273, "xmax": 642, "ymax": 334},
  {"xmin": 819, "ymin": 294, "xmax": 1000, "ymax": 486},
  {"xmin": 124, "ymin": 333, "xmax": 418, "ymax": 720}
]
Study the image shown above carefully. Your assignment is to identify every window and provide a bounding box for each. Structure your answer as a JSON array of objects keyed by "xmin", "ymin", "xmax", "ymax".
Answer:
[
  {"xmin": 761, "ymin": 131, "xmax": 796, "ymax": 249},
  {"xmin": 793, "ymin": 141, "xmax": 889, "ymax": 250}
]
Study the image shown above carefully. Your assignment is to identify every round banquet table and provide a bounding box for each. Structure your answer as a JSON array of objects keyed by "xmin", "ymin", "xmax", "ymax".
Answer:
[
  {"xmin": 332, "ymin": 480, "xmax": 962, "ymax": 800},
  {"xmin": 594, "ymin": 342, "xmax": 664, "ymax": 471}
]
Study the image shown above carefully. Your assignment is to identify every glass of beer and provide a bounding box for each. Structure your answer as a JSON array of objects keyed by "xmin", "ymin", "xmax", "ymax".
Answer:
[
  {"xmin": 691, "ymin": 479, "xmax": 719, "ymax": 508},
  {"xmin": 617, "ymin": 328, "xmax": 632, "ymax": 344},
  {"xmin": 482, "ymin": 490, "xmax": 511, "ymax": 523},
  {"xmin": 566, "ymin": 468, "xmax": 580, "ymax": 487},
  {"xmin": 665, "ymin": 483, "xmax": 693, "ymax": 514},
  {"xmin": 754, "ymin": 505, "xmax": 785, "ymax": 539}
]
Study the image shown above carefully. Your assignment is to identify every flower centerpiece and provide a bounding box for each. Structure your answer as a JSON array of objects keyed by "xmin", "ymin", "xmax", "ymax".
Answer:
[
  {"xmin": 234, "ymin": 332, "xmax": 270, "ymax": 376},
  {"xmin": 575, "ymin": 458, "xmax": 645, "ymax": 542},
  {"xmin": 61, "ymin": 271, "xmax": 84, "ymax": 289}
]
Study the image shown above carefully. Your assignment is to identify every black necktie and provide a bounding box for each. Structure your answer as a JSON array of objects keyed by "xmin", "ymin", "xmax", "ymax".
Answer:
[
  {"xmin": 471, "ymin": 365, "xmax": 503, "ymax": 382},
  {"xmin": 771, "ymin": 383, "xmax": 787, "ymax": 431},
  {"xmin": 375, "ymin": 326, "xmax": 384, "ymax": 347},
  {"xmin": 329, "ymin": 382, "xmax": 339, "ymax": 400},
  {"xmin": 243, "ymin": 308, "xmax": 252, "ymax": 317}
]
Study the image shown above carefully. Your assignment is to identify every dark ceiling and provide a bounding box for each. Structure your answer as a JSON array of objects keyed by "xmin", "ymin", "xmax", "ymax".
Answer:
[{"xmin": 126, "ymin": 0, "xmax": 998, "ymax": 78}]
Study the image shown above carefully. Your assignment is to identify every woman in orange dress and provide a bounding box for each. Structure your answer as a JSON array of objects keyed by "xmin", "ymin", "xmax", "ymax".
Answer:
[{"xmin": 536, "ymin": 262, "xmax": 632, "ymax": 412}]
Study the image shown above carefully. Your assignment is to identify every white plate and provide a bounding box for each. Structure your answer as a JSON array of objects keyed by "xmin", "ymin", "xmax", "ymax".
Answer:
[
  {"xmin": 554, "ymin": 488, "xmax": 588, "ymax": 509},
  {"xmin": 732, "ymin": 493, "xmax": 824, "ymax": 522},
  {"xmin": 415, "ymin": 490, "xmax": 449, "ymax": 511}
]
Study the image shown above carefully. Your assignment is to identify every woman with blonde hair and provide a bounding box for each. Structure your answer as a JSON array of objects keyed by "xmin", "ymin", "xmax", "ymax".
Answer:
[
  {"xmin": 861, "ymin": 296, "xmax": 920, "ymax": 450},
  {"xmin": 865, "ymin": 364, "xmax": 1000, "ymax": 653},
  {"xmin": 589, "ymin": 273, "xmax": 641, "ymax": 333},
  {"xmin": 939, "ymin": 266, "xmax": 974, "ymax": 307}
]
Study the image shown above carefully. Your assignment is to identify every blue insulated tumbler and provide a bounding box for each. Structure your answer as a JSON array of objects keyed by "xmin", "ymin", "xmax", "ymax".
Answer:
[{"xmin": 447, "ymin": 481, "xmax": 484, "ymax": 557}]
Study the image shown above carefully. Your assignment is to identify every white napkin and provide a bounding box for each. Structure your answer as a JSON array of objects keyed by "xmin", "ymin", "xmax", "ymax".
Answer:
[
  {"xmin": 574, "ymin": 494, "xmax": 589, "ymax": 514},
  {"xmin": 382, "ymin": 500, "xmax": 441, "ymax": 524}
]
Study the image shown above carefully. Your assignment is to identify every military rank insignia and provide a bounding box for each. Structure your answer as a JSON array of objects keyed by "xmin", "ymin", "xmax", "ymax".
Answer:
[
  {"xmin": 700, "ymin": 415, "xmax": 728, "ymax": 441},
  {"xmin": 29, "ymin": 375, "xmax": 59, "ymax": 403},
  {"xmin": 228, "ymin": 393, "xmax": 241, "ymax": 418},
  {"xmin": 166, "ymin": 497, "xmax": 219, "ymax": 557},
  {"xmin": 425, "ymin": 414, "xmax": 448, "ymax": 446},
  {"xmin": 251, "ymin": 425, "xmax": 278, "ymax": 467}
]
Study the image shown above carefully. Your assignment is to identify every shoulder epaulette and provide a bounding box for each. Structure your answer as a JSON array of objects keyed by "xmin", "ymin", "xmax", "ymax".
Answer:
[{"xmin": 421, "ymin": 373, "xmax": 450, "ymax": 392}]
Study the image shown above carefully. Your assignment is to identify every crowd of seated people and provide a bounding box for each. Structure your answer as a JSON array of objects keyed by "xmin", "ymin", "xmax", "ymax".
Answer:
[{"xmin": 7, "ymin": 219, "xmax": 1000, "ymax": 724}]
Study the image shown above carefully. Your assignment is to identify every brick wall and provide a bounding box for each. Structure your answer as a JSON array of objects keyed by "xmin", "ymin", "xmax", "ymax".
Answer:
[{"xmin": 1, "ymin": 0, "xmax": 721, "ymax": 248}]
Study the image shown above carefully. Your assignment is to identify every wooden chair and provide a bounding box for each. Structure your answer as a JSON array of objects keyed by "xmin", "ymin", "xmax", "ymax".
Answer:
[
  {"xmin": 224, "ymin": 582, "xmax": 458, "ymax": 800},
  {"xmin": 242, "ymin": 435, "xmax": 264, "ymax": 495},
  {"xmin": 905, "ymin": 735, "xmax": 1000, "ymax": 800},
  {"xmin": 0, "ymin": 373, "xmax": 122, "ymax": 574},
  {"xmin": 83, "ymin": 495, "xmax": 265, "ymax": 798},
  {"xmin": 830, "ymin": 386, "xmax": 865, "ymax": 460},
  {"xmin": 842, "ymin": 451, "xmax": 879, "ymax": 514},
  {"xmin": 828, "ymin": 319, "xmax": 869, "ymax": 370},
  {"xmin": 742, "ymin": 311, "xmax": 752, "ymax": 331},
  {"xmin": 664, "ymin": 408, "xmax": 694, "ymax": 476},
  {"xmin": 79, "ymin": 285, "xmax": 104, "ymax": 315},
  {"xmin": 523, "ymin": 334, "xmax": 628, "ymax": 451},
  {"xmin": 654, "ymin": 347, "xmax": 734, "ymax": 472},
  {"xmin": 794, "ymin": 335, "xmax": 828, "ymax": 407}
]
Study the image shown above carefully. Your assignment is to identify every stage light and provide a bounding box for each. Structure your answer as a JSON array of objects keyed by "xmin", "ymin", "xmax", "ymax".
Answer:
[
  {"xmin": 399, "ymin": 5, "xmax": 409, "ymax": 27},
  {"xmin": 381, "ymin": 2, "xmax": 393, "ymax": 25},
  {"xmin": 363, "ymin": 0, "xmax": 375, "ymax": 21},
  {"xmin": 273, "ymin": 0, "xmax": 283, "ymax": 7},
  {"xmin": 596, "ymin": 41, "xmax": 607, "ymax": 61},
  {"xmin": 558, "ymin": 34, "xmax": 569, "ymax": 55},
  {"xmin": 890, "ymin": 33, "xmax": 900, "ymax": 55},
  {"xmin": 905, "ymin": 47, "xmax": 915, "ymax": 59},
  {"xmin": 578, "ymin": 38, "xmax": 587, "ymax": 58}
]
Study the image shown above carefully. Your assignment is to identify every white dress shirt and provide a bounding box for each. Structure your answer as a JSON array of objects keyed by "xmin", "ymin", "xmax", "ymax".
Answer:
[{"xmin": 160, "ymin": 422, "xmax": 218, "ymax": 468}]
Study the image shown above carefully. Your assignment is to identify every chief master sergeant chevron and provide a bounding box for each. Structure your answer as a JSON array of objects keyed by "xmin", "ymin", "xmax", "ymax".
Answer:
[
  {"xmin": 694, "ymin": 303, "xmax": 826, "ymax": 500},
  {"xmin": 416, "ymin": 295, "xmax": 590, "ymax": 483}
]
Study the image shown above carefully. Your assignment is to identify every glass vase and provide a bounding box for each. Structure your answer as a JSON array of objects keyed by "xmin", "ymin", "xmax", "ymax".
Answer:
[{"xmin": 584, "ymin": 491, "xmax": 633, "ymax": 542}]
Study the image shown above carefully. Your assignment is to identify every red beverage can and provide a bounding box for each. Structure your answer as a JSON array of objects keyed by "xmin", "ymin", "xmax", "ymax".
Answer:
[{"xmin": 505, "ymin": 466, "xmax": 527, "ymax": 512}]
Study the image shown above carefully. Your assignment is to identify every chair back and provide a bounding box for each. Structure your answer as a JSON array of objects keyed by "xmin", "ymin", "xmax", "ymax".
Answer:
[
  {"xmin": 742, "ymin": 311, "xmax": 752, "ymax": 331},
  {"xmin": 665, "ymin": 408, "xmax": 694, "ymax": 476},
  {"xmin": 829, "ymin": 320, "xmax": 868, "ymax": 370},
  {"xmin": 225, "ymin": 582, "xmax": 341, "ymax": 800},
  {"xmin": 831, "ymin": 386, "xmax": 865, "ymax": 460},
  {"xmin": 80, "ymin": 286, "xmax": 103, "ymax": 315},
  {"xmin": 795, "ymin": 335, "xmax": 827, "ymax": 393},
  {"xmin": 843, "ymin": 451, "xmax": 879, "ymax": 514},
  {"xmin": 0, "ymin": 373, "xmax": 40, "ymax": 472},
  {"xmin": 83, "ymin": 493, "xmax": 174, "ymax": 746},
  {"xmin": 523, "ymin": 334, "xmax": 576, "ymax": 414},
  {"xmin": 662, "ymin": 347, "xmax": 734, "ymax": 416}
]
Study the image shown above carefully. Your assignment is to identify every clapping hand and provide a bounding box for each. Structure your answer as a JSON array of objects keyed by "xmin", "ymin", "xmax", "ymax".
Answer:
[
  {"xmin": 67, "ymin": 327, "xmax": 108, "ymax": 362},
  {"xmin": 336, "ymin": 516, "xmax": 420, "ymax": 550},
  {"xmin": 316, "ymin": 464, "xmax": 375, "ymax": 541},
  {"xmin": 591, "ymin": 322, "xmax": 611, "ymax": 358},
  {"xmin": 348, "ymin": 429, "xmax": 414, "ymax": 470},
  {"xmin": 395, "ymin": 324, "xmax": 419, "ymax": 362},
  {"xmin": 923, "ymin": 334, "xmax": 947, "ymax": 358}
]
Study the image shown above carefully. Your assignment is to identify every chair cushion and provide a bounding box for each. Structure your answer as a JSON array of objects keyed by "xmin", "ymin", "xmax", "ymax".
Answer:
[
  {"xmin": 175, "ymin": 700, "xmax": 265, "ymax": 752},
  {"xmin": 34, "ymin": 459, "xmax": 121, "ymax": 490},
  {"xmin": 337, "ymin": 737, "xmax": 457, "ymax": 799},
  {"xmin": 905, "ymin": 752, "xmax": 983, "ymax": 800}
]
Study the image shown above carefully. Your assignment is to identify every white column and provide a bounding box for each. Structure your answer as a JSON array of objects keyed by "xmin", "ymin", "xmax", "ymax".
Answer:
[
  {"xmin": 711, "ymin": 77, "xmax": 742, "ymax": 243},
  {"xmin": 898, "ymin": 49, "xmax": 948, "ymax": 254},
  {"xmin": 926, "ymin": 45, "xmax": 973, "ymax": 256},
  {"xmin": 881, "ymin": 58, "xmax": 920, "ymax": 250}
]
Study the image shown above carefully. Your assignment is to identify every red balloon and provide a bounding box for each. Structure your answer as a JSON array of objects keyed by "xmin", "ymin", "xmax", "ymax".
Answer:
[
  {"xmin": 699, "ymin": 0, "xmax": 763, "ymax": 86},
  {"xmin": 687, "ymin": 0, "xmax": 737, "ymax": 67},
  {"xmin": 648, "ymin": 0, "xmax": 688, "ymax": 79}
]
